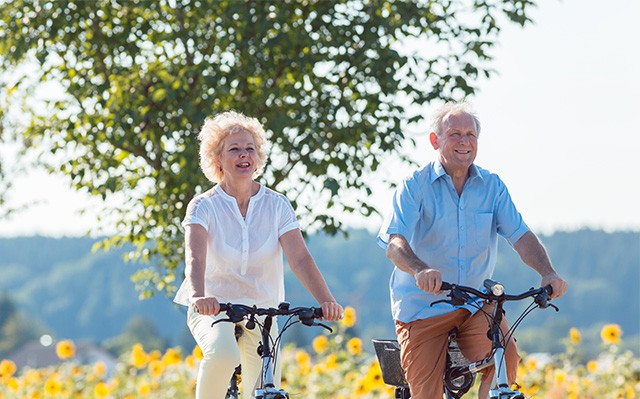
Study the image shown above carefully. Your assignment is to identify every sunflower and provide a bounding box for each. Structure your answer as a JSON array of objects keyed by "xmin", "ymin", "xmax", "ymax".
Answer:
[
  {"xmin": 569, "ymin": 327, "xmax": 581, "ymax": 345},
  {"xmin": 346, "ymin": 337, "xmax": 362, "ymax": 355},
  {"xmin": 600, "ymin": 324, "xmax": 623, "ymax": 345},
  {"xmin": 94, "ymin": 382, "xmax": 110, "ymax": 398},
  {"xmin": 0, "ymin": 359, "xmax": 17, "ymax": 378},
  {"xmin": 312, "ymin": 335, "xmax": 328, "ymax": 354},
  {"xmin": 55, "ymin": 340, "xmax": 76, "ymax": 360},
  {"xmin": 162, "ymin": 348, "xmax": 182, "ymax": 366},
  {"xmin": 342, "ymin": 306, "xmax": 357, "ymax": 328},
  {"xmin": 132, "ymin": 345, "xmax": 150, "ymax": 369},
  {"xmin": 192, "ymin": 345, "xmax": 204, "ymax": 360}
]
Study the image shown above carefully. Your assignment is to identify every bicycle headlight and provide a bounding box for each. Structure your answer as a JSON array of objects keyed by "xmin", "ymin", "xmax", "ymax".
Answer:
[{"xmin": 491, "ymin": 284, "xmax": 505, "ymax": 296}]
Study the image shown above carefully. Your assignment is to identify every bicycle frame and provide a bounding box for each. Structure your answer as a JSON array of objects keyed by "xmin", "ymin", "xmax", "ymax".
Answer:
[
  {"xmin": 374, "ymin": 279, "xmax": 556, "ymax": 399},
  {"xmin": 444, "ymin": 299, "xmax": 520, "ymax": 399},
  {"xmin": 214, "ymin": 302, "xmax": 331, "ymax": 399}
]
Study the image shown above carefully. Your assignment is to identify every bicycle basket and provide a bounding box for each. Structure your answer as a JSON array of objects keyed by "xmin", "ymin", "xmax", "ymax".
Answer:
[{"xmin": 371, "ymin": 339, "xmax": 408, "ymax": 387}]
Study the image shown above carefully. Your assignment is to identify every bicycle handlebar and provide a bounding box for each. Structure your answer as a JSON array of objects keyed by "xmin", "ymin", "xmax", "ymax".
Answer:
[
  {"xmin": 215, "ymin": 302, "xmax": 332, "ymax": 331},
  {"xmin": 436, "ymin": 279, "xmax": 557, "ymax": 310}
]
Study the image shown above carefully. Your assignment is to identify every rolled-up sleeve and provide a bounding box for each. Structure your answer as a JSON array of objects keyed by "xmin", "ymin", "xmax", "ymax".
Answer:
[
  {"xmin": 494, "ymin": 179, "xmax": 529, "ymax": 246},
  {"xmin": 377, "ymin": 177, "xmax": 421, "ymax": 249}
]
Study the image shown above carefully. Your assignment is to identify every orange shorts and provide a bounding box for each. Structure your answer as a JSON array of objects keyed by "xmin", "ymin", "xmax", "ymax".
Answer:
[{"xmin": 395, "ymin": 303, "xmax": 520, "ymax": 399}]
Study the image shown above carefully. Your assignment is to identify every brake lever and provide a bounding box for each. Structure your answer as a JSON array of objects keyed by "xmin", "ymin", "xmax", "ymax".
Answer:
[
  {"xmin": 299, "ymin": 316, "xmax": 334, "ymax": 332},
  {"xmin": 316, "ymin": 322, "xmax": 333, "ymax": 332},
  {"xmin": 430, "ymin": 299, "xmax": 451, "ymax": 307},
  {"xmin": 211, "ymin": 318, "xmax": 233, "ymax": 327}
]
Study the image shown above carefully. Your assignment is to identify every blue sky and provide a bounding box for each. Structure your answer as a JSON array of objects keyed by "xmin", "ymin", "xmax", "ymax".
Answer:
[{"xmin": 1, "ymin": 0, "xmax": 638, "ymax": 237}]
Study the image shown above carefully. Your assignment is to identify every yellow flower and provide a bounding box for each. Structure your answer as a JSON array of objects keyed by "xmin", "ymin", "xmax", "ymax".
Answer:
[
  {"xmin": 325, "ymin": 353, "xmax": 338, "ymax": 370},
  {"xmin": 185, "ymin": 355, "xmax": 196, "ymax": 369},
  {"xmin": 294, "ymin": 349, "xmax": 311, "ymax": 374},
  {"xmin": 94, "ymin": 382, "xmax": 110, "ymax": 398},
  {"xmin": 23, "ymin": 369, "xmax": 42, "ymax": 384},
  {"xmin": 626, "ymin": 384, "xmax": 636, "ymax": 399},
  {"xmin": 162, "ymin": 348, "xmax": 182, "ymax": 366},
  {"xmin": 525, "ymin": 357, "xmax": 538, "ymax": 372},
  {"xmin": 312, "ymin": 335, "xmax": 328, "ymax": 354},
  {"xmin": 342, "ymin": 306, "xmax": 357, "ymax": 328},
  {"xmin": 148, "ymin": 359, "xmax": 164, "ymax": 378},
  {"xmin": 192, "ymin": 345, "xmax": 203, "ymax": 360},
  {"xmin": 0, "ymin": 359, "xmax": 17, "ymax": 378},
  {"xmin": 600, "ymin": 324, "xmax": 623, "ymax": 344},
  {"xmin": 44, "ymin": 377, "xmax": 63, "ymax": 395},
  {"xmin": 520, "ymin": 384, "xmax": 540, "ymax": 396},
  {"xmin": 55, "ymin": 340, "xmax": 76, "ymax": 359},
  {"xmin": 346, "ymin": 337, "xmax": 362, "ymax": 355},
  {"xmin": 93, "ymin": 361, "xmax": 107, "ymax": 378},
  {"xmin": 587, "ymin": 360, "xmax": 598, "ymax": 373},
  {"xmin": 365, "ymin": 361, "xmax": 385, "ymax": 388},
  {"xmin": 132, "ymin": 345, "xmax": 149, "ymax": 369},
  {"xmin": 569, "ymin": 327, "xmax": 581, "ymax": 345},
  {"xmin": 6, "ymin": 377, "xmax": 19, "ymax": 392},
  {"xmin": 137, "ymin": 382, "xmax": 152, "ymax": 397},
  {"xmin": 149, "ymin": 350, "xmax": 162, "ymax": 360},
  {"xmin": 554, "ymin": 369, "xmax": 567, "ymax": 386}
]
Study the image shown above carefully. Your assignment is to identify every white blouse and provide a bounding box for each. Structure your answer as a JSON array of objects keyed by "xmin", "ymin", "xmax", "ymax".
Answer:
[{"xmin": 173, "ymin": 184, "xmax": 300, "ymax": 308}]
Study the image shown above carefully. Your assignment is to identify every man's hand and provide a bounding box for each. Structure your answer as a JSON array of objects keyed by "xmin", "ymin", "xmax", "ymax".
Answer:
[
  {"xmin": 541, "ymin": 273, "xmax": 568, "ymax": 299},
  {"xmin": 414, "ymin": 269, "xmax": 443, "ymax": 293}
]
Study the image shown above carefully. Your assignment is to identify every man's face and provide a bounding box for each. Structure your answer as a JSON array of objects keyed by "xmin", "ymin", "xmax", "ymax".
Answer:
[{"xmin": 430, "ymin": 112, "xmax": 478, "ymax": 174}]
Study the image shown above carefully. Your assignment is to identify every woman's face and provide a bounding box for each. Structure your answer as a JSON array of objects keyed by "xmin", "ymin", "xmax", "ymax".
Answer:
[{"xmin": 217, "ymin": 129, "xmax": 259, "ymax": 181}]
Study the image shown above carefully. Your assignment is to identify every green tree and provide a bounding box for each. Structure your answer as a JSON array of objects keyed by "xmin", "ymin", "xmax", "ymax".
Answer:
[
  {"xmin": 0, "ymin": 0, "xmax": 535, "ymax": 297},
  {"xmin": 102, "ymin": 316, "xmax": 168, "ymax": 356},
  {"xmin": 0, "ymin": 293, "xmax": 45, "ymax": 356}
]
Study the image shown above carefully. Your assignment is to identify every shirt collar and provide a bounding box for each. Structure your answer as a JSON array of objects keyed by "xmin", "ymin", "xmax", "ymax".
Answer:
[
  {"xmin": 430, "ymin": 160, "xmax": 483, "ymax": 184},
  {"xmin": 214, "ymin": 183, "xmax": 265, "ymax": 201}
]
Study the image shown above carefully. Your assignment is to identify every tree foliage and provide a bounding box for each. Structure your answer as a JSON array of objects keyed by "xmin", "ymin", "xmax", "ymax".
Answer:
[{"xmin": 0, "ymin": 0, "xmax": 535, "ymax": 297}]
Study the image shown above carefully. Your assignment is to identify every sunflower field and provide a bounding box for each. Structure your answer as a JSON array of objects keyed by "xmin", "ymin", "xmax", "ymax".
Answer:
[{"xmin": 0, "ymin": 307, "xmax": 638, "ymax": 398}]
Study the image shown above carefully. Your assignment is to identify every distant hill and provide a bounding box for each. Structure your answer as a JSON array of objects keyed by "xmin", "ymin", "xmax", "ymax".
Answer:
[{"xmin": 0, "ymin": 229, "xmax": 638, "ymax": 355}]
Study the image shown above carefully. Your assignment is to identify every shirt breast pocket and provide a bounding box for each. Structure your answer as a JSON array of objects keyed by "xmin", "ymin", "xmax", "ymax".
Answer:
[{"xmin": 474, "ymin": 213, "xmax": 494, "ymax": 247}]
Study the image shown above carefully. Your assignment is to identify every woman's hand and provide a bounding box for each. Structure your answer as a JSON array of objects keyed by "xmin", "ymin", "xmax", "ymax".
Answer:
[
  {"xmin": 320, "ymin": 301, "xmax": 344, "ymax": 322},
  {"xmin": 192, "ymin": 297, "xmax": 220, "ymax": 315}
]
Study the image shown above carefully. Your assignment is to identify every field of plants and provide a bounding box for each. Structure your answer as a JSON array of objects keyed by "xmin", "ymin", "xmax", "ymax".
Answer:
[{"xmin": 1, "ymin": 307, "xmax": 638, "ymax": 398}]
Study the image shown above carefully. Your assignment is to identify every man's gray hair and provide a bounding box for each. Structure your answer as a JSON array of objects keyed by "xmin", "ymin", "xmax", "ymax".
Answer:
[{"xmin": 430, "ymin": 101, "xmax": 481, "ymax": 136}]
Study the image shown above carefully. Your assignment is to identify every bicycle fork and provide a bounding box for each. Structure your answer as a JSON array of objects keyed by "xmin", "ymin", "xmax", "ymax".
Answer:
[
  {"xmin": 255, "ymin": 316, "xmax": 288, "ymax": 399},
  {"xmin": 487, "ymin": 305, "xmax": 523, "ymax": 399}
]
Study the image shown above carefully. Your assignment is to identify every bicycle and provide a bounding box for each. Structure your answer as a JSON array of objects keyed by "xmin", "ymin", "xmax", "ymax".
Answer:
[
  {"xmin": 211, "ymin": 302, "xmax": 333, "ymax": 399},
  {"xmin": 372, "ymin": 279, "xmax": 558, "ymax": 399}
]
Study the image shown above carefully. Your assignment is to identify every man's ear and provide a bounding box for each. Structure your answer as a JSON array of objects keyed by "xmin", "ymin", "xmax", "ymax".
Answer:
[{"xmin": 429, "ymin": 132, "xmax": 439, "ymax": 150}]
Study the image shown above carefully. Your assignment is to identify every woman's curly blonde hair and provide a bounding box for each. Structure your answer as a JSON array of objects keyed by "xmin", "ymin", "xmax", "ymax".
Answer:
[{"xmin": 198, "ymin": 111, "xmax": 268, "ymax": 183}]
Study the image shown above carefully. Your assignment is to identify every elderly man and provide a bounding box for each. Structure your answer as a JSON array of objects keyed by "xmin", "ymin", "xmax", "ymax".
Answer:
[{"xmin": 377, "ymin": 101, "xmax": 568, "ymax": 399}]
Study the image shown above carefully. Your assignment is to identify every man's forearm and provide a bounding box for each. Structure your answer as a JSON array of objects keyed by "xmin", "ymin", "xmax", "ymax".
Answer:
[
  {"xmin": 386, "ymin": 234, "xmax": 429, "ymax": 274},
  {"xmin": 514, "ymin": 231, "xmax": 557, "ymax": 277}
]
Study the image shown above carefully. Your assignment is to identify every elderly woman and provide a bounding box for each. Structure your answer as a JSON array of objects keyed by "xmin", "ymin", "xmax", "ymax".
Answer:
[{"xmin": 173, "ymin": 111, "xmax": 343, "ymax": 399}]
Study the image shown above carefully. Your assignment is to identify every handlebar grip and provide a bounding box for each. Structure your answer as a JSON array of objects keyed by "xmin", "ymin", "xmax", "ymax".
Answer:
[
  {"xmin": 440, "ymin": 281, "xmax": 453, "ymax": 291},
  {"xmin": 543, "ymin": 285, "xmax": 553, "ymax": 296},
  {"xmin": 313, "ymin": 307, "xmax": 324, "ymax": 319},
  {"xmin": 219, "ymin": 303, "xmax": 230, "ymax": 312}
]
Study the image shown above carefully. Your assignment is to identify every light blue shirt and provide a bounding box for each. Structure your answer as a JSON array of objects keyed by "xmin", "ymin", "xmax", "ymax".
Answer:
[{"xmin": 377, "ymin": 161, "xmax": 530, "ymax": 323}]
